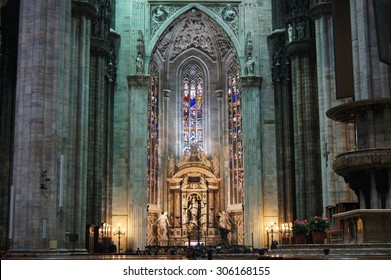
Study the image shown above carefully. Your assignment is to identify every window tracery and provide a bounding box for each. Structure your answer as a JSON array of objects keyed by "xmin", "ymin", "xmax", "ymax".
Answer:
[{"xmin": 183, "ymin": 65, "xmax": 203, "ymax": 152}]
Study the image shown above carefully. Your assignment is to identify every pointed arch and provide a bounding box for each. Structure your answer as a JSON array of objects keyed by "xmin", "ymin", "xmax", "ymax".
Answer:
[{"xmin": 148, "ymin": 4, "xmax": 240, "ymax": 59}]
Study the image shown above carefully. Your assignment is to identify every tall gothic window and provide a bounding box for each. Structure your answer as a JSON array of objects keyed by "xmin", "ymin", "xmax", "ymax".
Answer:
[
  {"xmin": 183, "ymin": 65, "xmax": 203, "ymax": 151},
  {"xmin": 228, "ymin": 66, "xmax": 243, "ymax": 204},
  {"xmin": 147, "ymin": 63, "xmax": 159, "ymax": 205}
]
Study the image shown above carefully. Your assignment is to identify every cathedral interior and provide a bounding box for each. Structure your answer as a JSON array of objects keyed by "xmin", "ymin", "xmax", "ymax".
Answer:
[{"xmin": 0, "ymin": 0, "xmax": 390, "ymax": 254}]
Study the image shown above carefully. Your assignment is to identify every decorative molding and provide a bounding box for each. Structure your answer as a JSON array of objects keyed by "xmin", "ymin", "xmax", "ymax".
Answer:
[
  {"xmin": 333, "ymin": 148, "xmax": 391, "ymax": 175},
  {"xmin": 91, "ymin": 0, "xmax": 112, "ymax": 40},
  {"xmin": 326, "ymin": 98, "xmax": 391, "ymax": 123},
  {"xmin": 150, "ymin": 4, "xmax": 239, "ymax": 38},
  {"xmin": 155, "ymin": 8, "xmax": 235, "ymax": 62},
  {"xmin": 71, "ymin": 0, "xmax": 96, "ymax": 19}
]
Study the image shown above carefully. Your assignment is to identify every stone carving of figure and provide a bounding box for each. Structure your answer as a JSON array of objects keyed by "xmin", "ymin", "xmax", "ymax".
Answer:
[
  {"xmin": 136, "ymin": 54, "xmax": 144, "ymax": 74},
  {"xmin": 223, "ymin": 4, "xmax": 237, "ymax": 22},
  {"xmin": 246, "ymin": 56, "xmax": 255, "ymax": 76},
  {"xmin": 288, "ymin": 24, "xmax": 293, "ymax": 42},
  {"xmin": 168, "ymin": 155, "xmax": 175, "ymax": 177},
  {"xmin": 189, "ymin": 197, "xmax": 199, "ymax": 222},
  {"xmin": 153, "ymin": 5, "xmax": 168, "ymax": 22},
  {"xmin": 182, "ymin": 208, "xmax": 188, "ymax": 225},
  {"xmin": 297, "ymin": 21, "xmax": 304, "ymax": 39},
  {"xmin": 200, "ymin": 153, "xmax": 211, "ymax": 168},
  {"xmin": 199, "ymin": 177, "xmax": 207, "ymax": 189},
  {"xmin": 218, "ymin": 211, "xmax": 231, "ymax": 231},
  {"xmin": 182, "ymin": 176, "xmax": 189, "ymax": 189},
  {"xmin": 179, "ymin": 152, "xmax": 190, "ymax": 165},
  {"xmin": 156, "ymin": 211, "xmax": 170, "ymax": 238},
  {"xmin": 211, "ymin": 155, "xmax": 220, "ymax": 176}
]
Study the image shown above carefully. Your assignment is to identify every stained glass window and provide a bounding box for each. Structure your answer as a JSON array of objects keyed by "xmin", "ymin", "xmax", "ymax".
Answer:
[
  {"xmin": 228, "ymin": 66, "xmax": 243, "ymax": 204},
  {"xmin": 147, "ymin": 64, "xmax": 159, "ymax": 205},
  {"xmin": 183, "ymin": 65, "xmax": 203, "ymax": 151}
]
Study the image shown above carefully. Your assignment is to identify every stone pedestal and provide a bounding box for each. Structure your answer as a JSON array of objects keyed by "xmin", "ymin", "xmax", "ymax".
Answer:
[{"xmin": 334, "ymin": 209, "xmax": 391, "ymax": 243}]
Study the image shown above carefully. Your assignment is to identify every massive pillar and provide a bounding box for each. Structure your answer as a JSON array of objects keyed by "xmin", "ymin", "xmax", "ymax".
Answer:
[
  {"xmin": 309, "ymin": 1, "xmax": 357, "ymax": 214},
  {"xmin": 242, "ymin": 76, "xmax": 263, "ymax": 247},
  {"xmin": 87, "ymin": 0, "xmax": 113, "ymax": 229},
  {"xmin": 56, "ymin": 0, "xmax": 95, "ymax": 251},
  {"xmin": 270, "ymin": 30, "xmax": 295, "ymax": 224},
  {"xmin": 125, "ymin": 75, "xmax": 149, "ymax": 250},
  {"xmin": 0, "ymin": 0, "xmax": 18, "ymax": 251},
  {"xmin": 286, "ymin": 0, "xmax": 323, "ymax": 219},
  {"xmin": 11, "ymin": 0, "xmax": 95, "ymax": 251}
]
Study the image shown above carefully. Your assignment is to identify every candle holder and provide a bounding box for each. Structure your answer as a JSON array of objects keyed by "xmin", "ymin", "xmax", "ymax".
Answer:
[{"xmin": 265, "ymin": 222, "xmax": 278, "ymax": 249}]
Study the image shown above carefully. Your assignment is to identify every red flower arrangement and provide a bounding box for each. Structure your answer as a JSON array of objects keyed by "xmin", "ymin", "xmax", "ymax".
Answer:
[
  {"xmin": 309, "ymin": 216, "xmax": 330, "ymax": 232},
  {"xmin": 291, "ymin": 219, "xmax": 309, "ymax": 234}
]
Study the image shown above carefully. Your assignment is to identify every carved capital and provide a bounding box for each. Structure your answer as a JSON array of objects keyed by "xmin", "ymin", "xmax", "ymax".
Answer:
[
  {"xmin": 309, "ymin": 2, "xmax": 332, "ymax": 21},
  {"xmin": 72, "ymin": 0, "xmax": 96, "ymax": 19},
  {"xmin": 127, "ymin": 75, "xmax": 150, "ymax": 87}
]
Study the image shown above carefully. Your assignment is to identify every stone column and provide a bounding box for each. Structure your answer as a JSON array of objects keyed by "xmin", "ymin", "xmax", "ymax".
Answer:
[
  {"xmin": 269, "ymin": 28, "xmax": 295, "ymax": 224},
  {"xmin": 86, "ymin": 0, "xmax": 112, "ymax": 227},
  {"xmin": 0, "ymin": 0, "xmax": 14, "ymax": 251},
  {"xmin": 102, "ymin": 30, "xmax": 120, "ymax": 228},
  {"xmin": 11, "ymin": 0, "xmax": 94, "ymax": 251},
  {"xmin": 215, "ymin": 89, "xmax": 224, "ymax": 212},
  {"xmin": 126, "ymin": 74, "xmax": 149, "ymax": 250},
  {"xmin": 241, "ymin": 76, "xmax": 263, "ymax": 247},
  {"xmin": 58, "ymin": 0, "xmax": 95, "ymax": 250},
  {"xmin": 309, "ymin": 1, "xmax": 356, "ymax": 212},
  {"xmin": 286, "ymin": 1, "xmax": 323, "ymax": 219},
  {"xmin": 162, "ymin": 89, "xmax": 171, "ymax": 212}
]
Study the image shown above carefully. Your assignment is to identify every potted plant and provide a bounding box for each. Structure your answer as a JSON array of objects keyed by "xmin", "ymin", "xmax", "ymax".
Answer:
[
  {"xmin": 309, "ymin": 216, "xmax": 330, "ymax": 244},
  {"xmin": 291, "ymin": 220, "xmax": 308, "ymax": 244}
]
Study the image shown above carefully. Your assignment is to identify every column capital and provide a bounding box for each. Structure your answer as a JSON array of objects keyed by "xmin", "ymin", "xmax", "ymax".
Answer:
[
  {"xmin": 127, "ymin": 75, "xmax": 150, "ymax": 88},
  {"xmin": 72, "ymin": 0, "xmax": 96, "ymax": 19},
  {"xmin": 309, "ymin": 1, "xmax": 332, "ymax": 21}
]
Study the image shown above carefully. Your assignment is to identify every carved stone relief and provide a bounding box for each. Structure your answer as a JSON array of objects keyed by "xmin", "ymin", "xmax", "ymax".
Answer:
[
  {"xmin": 150, "ymin": 4, "xmax": 239, "ymax": 38},
  {"xmin": 155, "ymin": 9, "xmax": 234, "ymax": 62}
]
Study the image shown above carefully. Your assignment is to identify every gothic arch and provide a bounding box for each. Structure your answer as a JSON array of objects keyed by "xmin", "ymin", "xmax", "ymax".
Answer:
[{"xmin": 148, "ymin": 3, "xmax": 240, "ymax": 58}]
